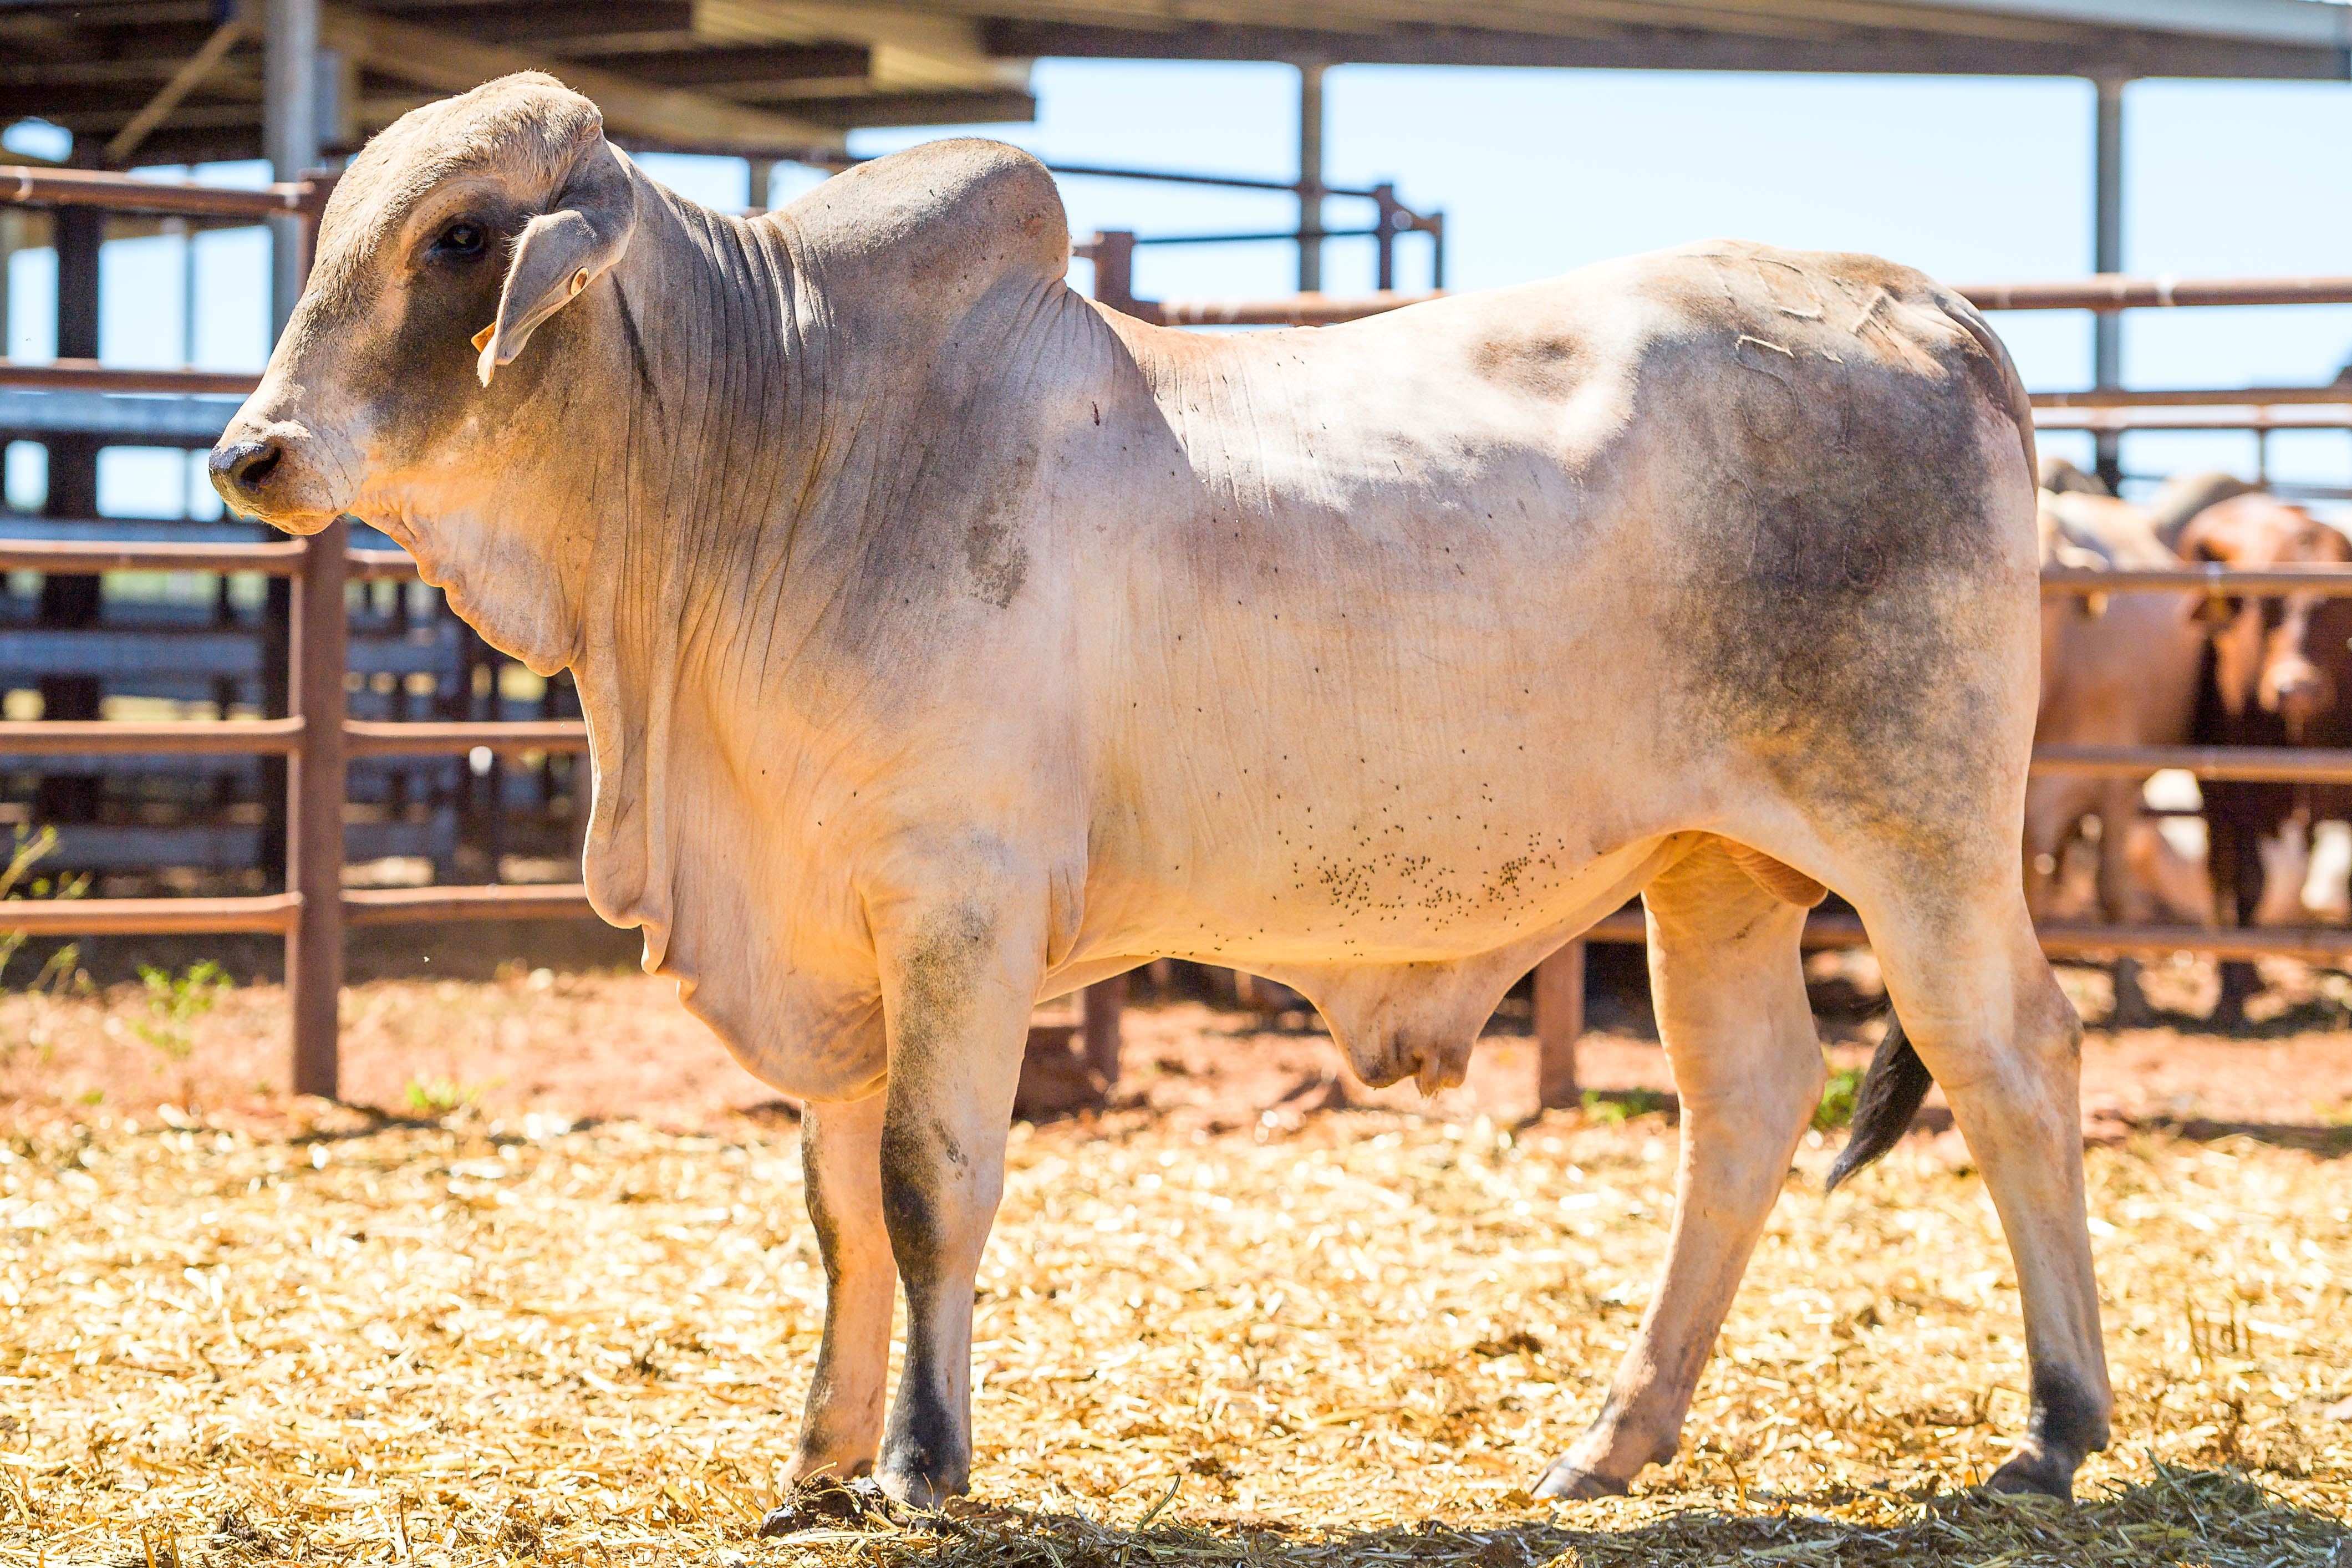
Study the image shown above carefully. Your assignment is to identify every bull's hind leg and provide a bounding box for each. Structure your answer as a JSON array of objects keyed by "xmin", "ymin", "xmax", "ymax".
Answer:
[
  {"xmin": 1849, "ymin": 874, "xmax": 2111, "ymax": 1496},
  {"xmin": 1533, "ymin": 838, "xmax": 1825, "ymax": 1499}
]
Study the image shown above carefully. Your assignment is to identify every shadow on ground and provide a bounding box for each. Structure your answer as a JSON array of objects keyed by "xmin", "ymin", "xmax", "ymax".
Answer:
[
  {"xmin": 783, "ymin": 1469, "xmax": 2348, "ymax": 1568},
  {"xmin": 2129, "ymin": 1117, "xmax": 2352, "ymax": 1157}
]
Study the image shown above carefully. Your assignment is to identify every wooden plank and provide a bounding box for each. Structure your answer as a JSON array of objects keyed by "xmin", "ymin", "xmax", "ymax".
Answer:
[
  {"xmin": 1533, "ymin": 942, "xmax": 1584, "ymax": 1109},
  {"xmin": 0, "ymin": 717, "xmax": 303, "ymax": 755},
  {"xmin": 0, "ymin": 893, "xmax": 300, "ymax": 935},
  {"xmin": 343, "ymin": 883, "xmax": 599, "ymax": 925},
  {"xmin": 344, "ymin": 719, "xmax": 588, "ymax": 756}
]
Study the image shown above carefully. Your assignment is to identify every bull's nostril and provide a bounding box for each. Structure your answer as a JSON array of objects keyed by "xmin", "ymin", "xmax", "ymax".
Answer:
[
  {"xmin": 236, "ymin": 445, "xmax": 281, "ymax": 487},
  {"xmin": 209, "ymin": 439, "xmax": 282, "ymax": 497}
]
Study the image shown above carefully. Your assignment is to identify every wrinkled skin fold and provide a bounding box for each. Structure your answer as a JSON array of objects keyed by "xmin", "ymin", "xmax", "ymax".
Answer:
[{"xmin": 212, "ymin": 73, "xmax": 2110, "ymax": 1511}]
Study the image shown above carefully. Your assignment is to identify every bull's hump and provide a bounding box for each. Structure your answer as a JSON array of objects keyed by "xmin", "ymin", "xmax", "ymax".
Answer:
[{"xmin": 783, "ymin": 138, "xmax": 1070, "ymax": 299}]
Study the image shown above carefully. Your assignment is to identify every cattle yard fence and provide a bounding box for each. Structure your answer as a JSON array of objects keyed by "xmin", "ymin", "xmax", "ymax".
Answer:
[{"xmin": 9, "ymin": 166, "xmax": 2352, "ymax": 1108}]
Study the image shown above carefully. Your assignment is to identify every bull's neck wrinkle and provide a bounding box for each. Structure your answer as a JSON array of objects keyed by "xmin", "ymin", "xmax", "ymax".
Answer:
[{"xmin": 603, "ymin": 187, "xmax": 816, "ymax": 642}]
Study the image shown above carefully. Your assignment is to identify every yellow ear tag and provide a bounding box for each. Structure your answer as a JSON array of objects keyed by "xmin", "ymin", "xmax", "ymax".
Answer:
[{"xmin": 470, "ymin": 323, "xmax": 496, "ymax": 353}]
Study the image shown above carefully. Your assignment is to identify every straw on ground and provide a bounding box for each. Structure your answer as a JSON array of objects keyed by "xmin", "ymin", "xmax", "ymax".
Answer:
[{"xmin": 1, "ymin": 1103, "xmax": 2345, "ymax": 1565}]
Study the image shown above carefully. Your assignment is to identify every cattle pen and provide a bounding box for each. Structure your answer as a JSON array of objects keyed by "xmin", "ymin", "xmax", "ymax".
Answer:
[{"xmin": 9, "ymin": 165, "xmax": 2352, "ymax": 1108}]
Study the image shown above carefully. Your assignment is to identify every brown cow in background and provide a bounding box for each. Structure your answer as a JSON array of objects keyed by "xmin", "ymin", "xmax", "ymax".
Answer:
[
  {"xmin": 2172, "ymin": 486, "xmax": 2352, "ymax": 1025},
  {"xmin": 2029, "ymin": 460, "xmax": 2210, "ymax": 1024},
  {"xmin": 2029, "ymin": 463, "xmax": 2352, "ymax": 1027}
]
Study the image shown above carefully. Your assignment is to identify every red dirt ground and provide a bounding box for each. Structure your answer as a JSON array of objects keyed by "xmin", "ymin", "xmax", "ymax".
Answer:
[{"xmin": 2, "ymin": 950, "xmax": 2348, "ymax": 1148}]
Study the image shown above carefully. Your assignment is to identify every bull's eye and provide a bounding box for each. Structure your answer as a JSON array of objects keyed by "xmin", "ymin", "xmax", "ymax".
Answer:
[{"xmin": 434, "ymin": 221, "xmax": 487, "ymax": 258}]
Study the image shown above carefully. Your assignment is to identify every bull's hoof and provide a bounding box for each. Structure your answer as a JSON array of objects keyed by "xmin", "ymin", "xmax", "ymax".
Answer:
[
  {"xmin": 875, "ymin": 1461, "xmax": 964, "ymax": 1513},
  {"xmin": 1530, "ymin": 1458, "xmax": 1630, "ymax": 1502},
  {"xmin": 757, "ymin": 1475, "xmax": 897, "ymax": 1537},
  {"xmin": 1984, "ymin": 1449, "xmax": 2077, "ymax": 1501}
]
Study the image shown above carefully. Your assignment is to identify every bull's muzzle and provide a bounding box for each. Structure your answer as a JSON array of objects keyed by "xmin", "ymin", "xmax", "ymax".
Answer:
[{"xmin": 207, "ymin": 418, "xmax": 345, "ymax": 535}]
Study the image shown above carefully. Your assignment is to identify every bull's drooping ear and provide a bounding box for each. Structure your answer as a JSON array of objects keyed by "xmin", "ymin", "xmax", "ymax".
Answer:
[{"xmin": 472, "ymin": 139, "xmax": 638, "ymax": 387}]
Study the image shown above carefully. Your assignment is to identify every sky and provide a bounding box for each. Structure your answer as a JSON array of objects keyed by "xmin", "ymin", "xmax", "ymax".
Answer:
[{"xmin": 10, "ymin": 56, "xmax": 2352, "ymax": 517}]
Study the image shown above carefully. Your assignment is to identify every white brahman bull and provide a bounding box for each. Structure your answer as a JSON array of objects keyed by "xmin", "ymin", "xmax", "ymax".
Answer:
[{"xmin": 211, "ymin": 75, "xmax": 2106, "ymax": 1514}]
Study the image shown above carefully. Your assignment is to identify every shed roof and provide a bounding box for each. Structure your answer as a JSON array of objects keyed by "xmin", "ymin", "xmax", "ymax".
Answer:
[
  {"xmin": 978, "ymin": 0, "xmax": 2352, "ymax": 81},
  {"xmin": 2, "ymin": 0, "xmax": 2345, "ymax": 170}
]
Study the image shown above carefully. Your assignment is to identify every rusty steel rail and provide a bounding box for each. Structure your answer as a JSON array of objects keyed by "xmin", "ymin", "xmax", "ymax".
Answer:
[
  {"xmin": 0, "ymin": 359, "xmax": 262, "ymax": 396},
  {"xmin": 3, "ymin": 164, "xmax": 323, "ymax": 220},
  {"xmin": 1121, "ymin": 272, "xmax": 2352, "ymax": 334},
  {"xmin": 345, "ymin": 720, "xmax": 587, "ymax": 756},
  {"xmin": 0, "ymin": 893, "xmax": 302, "ymax": 936},
  {"xmin": 0, "ymin": 887, "xmax": 596, "ymax": 936},
  {"xmin": 1582, "ymin": 908, "xmax": 2352, "ymax": 963},
  {"xmin": 2031, "ymin": 743, "xmax": 2352, "ymax": 783},
  {"xmin": 0, "ymin": 719, "xmax": 585, "ymax": 758},
  {"xmin": 1956, "ymin": 274, "xmax": 2352, "ymax": 313},
  {"xmin": 350, "ymin": 548, "xmax": 420, "ymax": 581},
  {"xmin": 1150, "ymin": 292, "xmax": 1445, "ymax": 327},
  {"xmin": 2031, "ymin": 384, "xmax": 2352, "ymax": 409},
  {"xmin": 0, "ymin": 540, "xmax": 417, "ymax": 579},
  {"xmin": 2037, "ymin": 408, "xmax": 2352, "ymax": 434},
  {"xmin": 0, "ymin": 717, "xmax": 304, "ymax": 756},
  {"xmin": 0, "ymin": 539, "xmax": 305, "ymax": 574},
  {"xmin": 344, "ymin": 883, "xmax": 595, "ymax": 926},
  {"xmin": 2043, "ymin": 565, "xmax": 2352, "ymax": 596}
]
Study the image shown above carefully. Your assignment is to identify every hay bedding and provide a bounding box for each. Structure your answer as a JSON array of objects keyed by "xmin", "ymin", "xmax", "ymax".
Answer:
[{"xmin": 2, "ymin": 1103, "xmax": 2347, "ymax": 1567}]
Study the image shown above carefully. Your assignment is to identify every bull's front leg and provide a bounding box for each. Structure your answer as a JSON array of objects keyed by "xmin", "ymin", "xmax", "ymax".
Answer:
[
  {"xmin": 786, "ymin": 1092, "xmax": 897, "ymax": 1486},
  {"xmin": 872, "ymin": 898, "xmax": 1043, "ymax": 1506}
]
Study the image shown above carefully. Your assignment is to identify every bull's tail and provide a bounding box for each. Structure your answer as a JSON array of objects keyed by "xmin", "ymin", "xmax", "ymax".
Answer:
[{"xmin": 1824, "ymin": 1011, "xmax": 1934, "ymax": 1192}]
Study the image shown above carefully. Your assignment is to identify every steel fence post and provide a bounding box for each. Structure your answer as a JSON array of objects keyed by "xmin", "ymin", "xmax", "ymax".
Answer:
[
  {"xmin": 1082, "ymin": 976, "xmax": 1126, "ymax": 1087},
  {"xmin": 1535, "ymin": 942, "xmax": 1585, "ymax": 1109},
  {"xmin": 288, "ymin": 518, "xmax": 348, "ymax": 1097}
]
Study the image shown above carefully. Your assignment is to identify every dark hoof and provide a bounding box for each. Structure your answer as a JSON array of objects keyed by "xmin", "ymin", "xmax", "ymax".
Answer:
[
  {"xmin": 758, "ymin": 1476, "xmax": 896, "ymax": 1537},
  {"xmin": 1530, "ymin": 1458, "xmax": 1630, "ymax": 1502},
  {"xmin": 874, "ymin": 1445, "xmax": 966, "ymax": 1513},
  {"xmin": 1985, "ymin": 1449, "xmax": 2076, "ymax": 1501}
]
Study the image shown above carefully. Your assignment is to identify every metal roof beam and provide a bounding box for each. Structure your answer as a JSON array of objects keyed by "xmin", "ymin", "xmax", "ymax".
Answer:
[
  {"xmin": 315, "ymin": 4, "xmax": 849, "ymax": 151},
  {"xmin": 1946, "ymin": 0, "xmax": 2352, "ymax": 48},
  {"xmin": 978, "ymin": 17, "xmax": 2349, "ymax": 78},
  {"xmin": 373, "ymin": 1, "xmax": 699, "ymax": 47},
  {"xmin": 562, "ymin": 42, "xmax": 872, "ymax": 89}
]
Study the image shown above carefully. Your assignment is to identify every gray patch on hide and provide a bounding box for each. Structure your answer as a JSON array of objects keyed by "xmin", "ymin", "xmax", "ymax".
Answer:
[
  {"xmin": 963, "ymin": 517, "xmax": 1029, "ymax": 609},
  {"xmin": 1651, "ymin": 257, "xmax": 2030, "ymax": 874}
]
